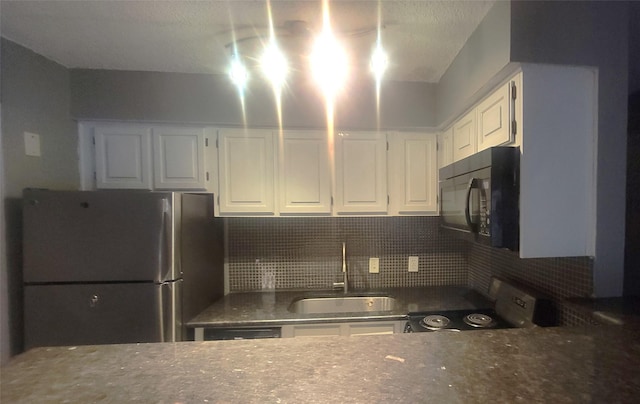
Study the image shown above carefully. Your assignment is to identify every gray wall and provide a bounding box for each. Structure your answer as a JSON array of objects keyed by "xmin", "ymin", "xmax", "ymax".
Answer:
[
  {"xmin": 0, "ymin": 38, "xmax": 78, "ymax": 363},
  {"xmin": 70, "ymin": 69, "xmax": 438, "ymax": 130},
  {"xmin": 630, "ymin": 1, "xmax": 640, "ymax": 94},
  {"xmin": 0, "ymin": 107, "xmax": 7, "ymax": 365},
  {"xmin": 510, "ymin": 1, "xmax": 629, "ymax": 297},
  {"xmin": 436, "ymin": 0, "xmax": 511, "ymax": 124}
]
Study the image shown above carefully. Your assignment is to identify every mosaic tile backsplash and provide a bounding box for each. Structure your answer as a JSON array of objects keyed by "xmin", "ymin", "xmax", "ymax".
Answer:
[
  {"xmin": 467, "ymin": 242, "xmax": 594, "ymax": 326},
  {"xmin": 226, "ymin": 216, "xmax": 595, "ymax": 326},
  {"xmin": 227, "ymin": 217, "xmax": 467, "ymax": 291}
]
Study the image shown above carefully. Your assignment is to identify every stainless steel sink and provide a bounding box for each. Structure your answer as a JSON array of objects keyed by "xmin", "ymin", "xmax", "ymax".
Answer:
[{"xmin": 288, "ymin": 295, "xmax": 396, "ymax": 314}]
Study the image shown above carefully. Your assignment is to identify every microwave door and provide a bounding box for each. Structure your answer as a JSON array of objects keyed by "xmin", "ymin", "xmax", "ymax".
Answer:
[
  {"xmin": 465, "ymin": 178, "xmax": 480, "ymax": 233},
  {"xmin": 441, "ymin": 174, "xmax": 481, "ymax": 232}
]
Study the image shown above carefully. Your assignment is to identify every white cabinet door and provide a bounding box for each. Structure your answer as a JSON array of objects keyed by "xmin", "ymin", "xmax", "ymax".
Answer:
[
  {"xmin": 477, "ymin": 80, "xmax": 514, "ymax": 151},
  {"xmin": 153, "ymin": 127, "xmax": 206, "ymax": 190},
  {"xmin": 94, "ymin": 125, "xmax": 152, "ymax": 189},
  {"xmin": 452, "ymin": 109, "xmax": 477, "ymax": 162},
  {"xmin": 334, "ymin": 131, "xmax": 387, "ymax": 214},
  {"xmin": 218, "ymin": 129, "xmax": 275, "ymax": 215},
  {"xmin": 439, "ymin": 126, "xmax": 454, "ymax": 168},
  {"xmin": 388, "ymin": 132, "xmax": 438, "ymax": 215},
  {"xmin": 279, "ymin": 130, "xmax": 331, "ymax": 214}
]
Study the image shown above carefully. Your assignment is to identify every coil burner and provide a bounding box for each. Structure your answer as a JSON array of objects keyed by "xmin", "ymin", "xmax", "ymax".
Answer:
[
  {"xmin": 463, "ymin": 313, "xmax": 497, "ymax": 328},
  {"xmin": 419, "ymin": 315, "xmax": 452, "ymax": 331}
]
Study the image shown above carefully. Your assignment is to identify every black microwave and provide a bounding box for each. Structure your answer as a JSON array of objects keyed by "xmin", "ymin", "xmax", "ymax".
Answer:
[{"xmin": 439, "ymin": 147, "xmax": 519, "ymax": 250}]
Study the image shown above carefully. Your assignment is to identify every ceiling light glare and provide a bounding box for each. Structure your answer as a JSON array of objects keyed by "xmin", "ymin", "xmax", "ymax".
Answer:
[
  {"xmin": 370, "ymin": 45, "xmax": 388, "ymax": 81},
  {"xmin": 310, "ymin": 31, "xmax": 348, "ymax": 98},
  {"xmin": 229, "ymin": 57, "xmax": 249, "ymax": 89},
  {"xmin": 260, "ymin": 42, "xmax": 288, "ymax": 89}
]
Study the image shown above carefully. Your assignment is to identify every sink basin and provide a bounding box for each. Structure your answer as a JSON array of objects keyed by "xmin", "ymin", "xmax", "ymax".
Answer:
[{"xmin": 288, "ymin": 295, "xmax": 396, "ymax": 314}]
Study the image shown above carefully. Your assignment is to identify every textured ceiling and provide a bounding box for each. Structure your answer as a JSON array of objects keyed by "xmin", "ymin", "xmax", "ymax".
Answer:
[{"xmin": 0, "ymin": 0, "xmax": 495, "ymax": 82}]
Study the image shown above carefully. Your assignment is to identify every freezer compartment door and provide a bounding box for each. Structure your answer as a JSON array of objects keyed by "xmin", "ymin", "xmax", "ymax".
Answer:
[
  {"xmin": 23, "ymin": 190, "xmax": 177, "ymax": 283},
  {"xmin": 24, "ymin": 282, "xmax": 180, "ymax": 350}
]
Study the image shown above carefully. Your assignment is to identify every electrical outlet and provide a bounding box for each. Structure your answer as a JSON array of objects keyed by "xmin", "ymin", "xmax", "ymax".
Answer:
[
  {"xmin": 408, "ymin": 256, "xmax": 419, "ymax": 272},
  {"xmin": 369, "ymin": 257, "xmax": 380, "ymax": 273}
]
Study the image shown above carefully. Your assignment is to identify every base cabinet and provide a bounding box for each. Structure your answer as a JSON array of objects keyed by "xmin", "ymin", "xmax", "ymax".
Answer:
[
  {"xmin": 280, "ymin": 321, "xmax": 406, "ymax": 337},
  {"xmin": 192, "ymin": 321, "xmax": 406, "ymax": 341}
]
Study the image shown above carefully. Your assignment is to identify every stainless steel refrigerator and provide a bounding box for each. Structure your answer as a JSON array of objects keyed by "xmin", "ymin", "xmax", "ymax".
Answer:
[{"xmin": 22, "ymin": 189, "xmax": 224, "ymax": 349}]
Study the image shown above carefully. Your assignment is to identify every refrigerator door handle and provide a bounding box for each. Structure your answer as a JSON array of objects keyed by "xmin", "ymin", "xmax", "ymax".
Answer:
[
  {"xmin": 158, "ymin": 197, "xmax": 174, "ymax": 282},
  {"xmin": 159, "ymin": 280, "xmax": 181, "ymax": 342}
]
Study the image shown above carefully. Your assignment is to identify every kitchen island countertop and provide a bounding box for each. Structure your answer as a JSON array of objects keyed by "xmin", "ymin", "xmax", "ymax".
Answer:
[
  {"xmin": 187, "ymin": 286, "xmax": 492, "ymax": 328},
  {"xmin": 2, "ymin": 324, "xmax": 640, "ymax": 403}
]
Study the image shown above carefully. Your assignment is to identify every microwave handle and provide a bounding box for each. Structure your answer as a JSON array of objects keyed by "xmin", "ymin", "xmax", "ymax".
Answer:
[{"xmin": 465, "ymin": 178, "xmax": 479, "ymax": 232}]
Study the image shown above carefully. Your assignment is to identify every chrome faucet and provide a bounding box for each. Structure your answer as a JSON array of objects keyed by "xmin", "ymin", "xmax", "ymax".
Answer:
[{"xmin": 332, "ymin": 242, "xmax": 348, "ymax": 293}]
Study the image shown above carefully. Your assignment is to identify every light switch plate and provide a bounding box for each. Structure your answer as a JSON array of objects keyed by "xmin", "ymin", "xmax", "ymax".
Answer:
[
  {"xmin": 24, "ymin": 132, "xmax": 41, "ymax": 157},
  {"xmin": 369, "ymin": 257, "xmax": 380, "ymax": 273},
  {"xmin": 408, "ymin": 256, "xmax": 419, "ymax": 272}
]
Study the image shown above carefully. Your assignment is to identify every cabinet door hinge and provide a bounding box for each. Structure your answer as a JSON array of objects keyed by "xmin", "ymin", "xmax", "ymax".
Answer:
[
  {"xmin": 205, "ymin": 138, "xmax": 209, "ymax": 147},
  {"xmin": 511, "ymin": 82, "xmax": 517, "ymax": 100},
  {"xmin": 93, "ymin": 172, "xmax": 97, "ymax": 181},
  {"xmin": 92, "ymin": 136, "xmax": 96, "ymax": 145},
  {"xmin": 511, "ymin": 120, "xmax": 517, "ymax": 135},
  {"xmin": 217, "ymin": 195, "xmax": 220, "ymax": 206},
  {"xmin": 206, "ymin": 172, "xmax": 210, "ymax": 181},
  {"xmin": 386, "ymin": 141, "xmax": 389, "ymax": 151},
  {"xmin": 387, "ymin": 195, "xmax": 390, "ymax": 205},
  {"xmin": 216, "ymin": 136, "xmax": 219, "ymax": 148}
]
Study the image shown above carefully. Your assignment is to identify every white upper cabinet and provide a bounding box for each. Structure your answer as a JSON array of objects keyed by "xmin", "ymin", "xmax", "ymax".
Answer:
[
  {"xmin": 84, "ymin": 123, "xmax": 212, "ymax": 191},
  {"xmin": 217, "ymin": 129, "xmax": 276, "ymax": 215},
  {"xmin": 153, "ymin": 127, "xmax": 206, "ymax": 190},
  {"xmin": 94, "ymin": 125, "xmax": 153, "ymax": 189},
  {"xmin": 452, "ymin": 109, "xmax": 477, "ymax": 161},
  {"xmin": 444, "ymin": 76, "xmax": 518, "ymax": 166},
  {"xmin": 438, "ymin": 126, "xmax": 454, "ymax": 168},
  {"xmin": 388, "ymin": 132, "xmax": 438, "ymax": 214},
  {"xmin": 278, "ymin": 130, "xmax": 331, "ymax": 214},
  {"xmin": 334, "ymin": 131, "xmax": 387, "ymax": 214},
  {"xmin": 477, "ymin": 80, "xmax": 514, "ymax": 151}
]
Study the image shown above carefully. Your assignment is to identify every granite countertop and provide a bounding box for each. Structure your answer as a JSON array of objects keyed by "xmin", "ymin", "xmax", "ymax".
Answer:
[
  {"xmin": 564, "ymin": 296, "xmax": 640, "ymax": 326},
  {"xmin": 188, "ymin": 286, "xmax": 492, "ymax": 328},
  {"xmin": 3, "ymin": 325, "xmax": 640, "ymax": 403}
]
